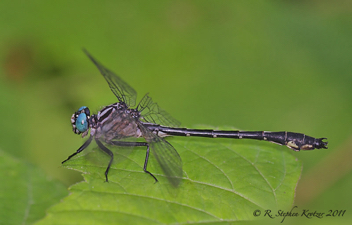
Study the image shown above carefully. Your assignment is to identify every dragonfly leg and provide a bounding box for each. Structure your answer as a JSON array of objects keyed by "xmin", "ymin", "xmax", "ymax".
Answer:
[
  {"xmin": 109, "ymin": 141, "xmax": 158, "ymax": 183},
  {"xmin": 96, "ymin": 139, "xmax": 114, "ymax": 182},
  {"xmin": 143, "ymin": 144, "xmax": 158, "ymax": 183},
  {"xmin": 62, "ymin": 136, "xmax": 93, "ymax": 164}
]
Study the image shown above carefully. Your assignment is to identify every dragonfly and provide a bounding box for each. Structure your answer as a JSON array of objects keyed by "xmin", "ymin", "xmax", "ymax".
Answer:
[{"xmin": 63, "ymin": 50, "xmax": 328, "ymax": 187}]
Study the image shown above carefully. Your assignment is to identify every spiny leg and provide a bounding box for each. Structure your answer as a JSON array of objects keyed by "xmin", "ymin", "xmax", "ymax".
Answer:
[
  {"xmin": 143, "ymin": 144, "xmax": 158, "ymax": 183},
  {"xmin": 110, "ymin": 141, "xmax": 158, "ymax": 183},
  {"xmin": 96, "ymin": 139, "xmax": 114, "ymax": 182},
  {"xmin": 62, "ymin": 136, "xmax": 93, "ymax": 164}
]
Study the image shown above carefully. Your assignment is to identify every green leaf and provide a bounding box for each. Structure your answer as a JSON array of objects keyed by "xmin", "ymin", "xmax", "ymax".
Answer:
[
  {"xmin": 0, "ymin": 149, "xmax": 68, "ymax": 225},
  {"xmin": 37, "ymin": 137, "xmax": 301, "ymax": 224}
]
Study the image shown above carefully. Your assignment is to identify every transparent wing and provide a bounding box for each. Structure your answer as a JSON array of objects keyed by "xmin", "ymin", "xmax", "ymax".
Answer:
[
  {"xmin": 139, "ymin": 124, "xmax": 183, "ymax": 187},
  {"xmin": 84, "ymin": 49, "xmax": 137, "ymax": 107},
  {"xmin": 137, "ymin": 94, "xmax": 181, "ymax": 127}
]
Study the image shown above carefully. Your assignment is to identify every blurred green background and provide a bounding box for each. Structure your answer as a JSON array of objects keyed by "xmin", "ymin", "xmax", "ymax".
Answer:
[{"xmin": 0, "ymin": 0, "xmax": 351, "ymax": 224}]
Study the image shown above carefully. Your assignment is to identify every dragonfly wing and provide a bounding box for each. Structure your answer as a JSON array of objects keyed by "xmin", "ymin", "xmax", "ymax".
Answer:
[
  {"xmin": 84, "ymin": 49, "xmax": 137, "ymax": 107},
  {"xmin": 137, "ymin": 94, "xmax": 181, "ymax": 127}
]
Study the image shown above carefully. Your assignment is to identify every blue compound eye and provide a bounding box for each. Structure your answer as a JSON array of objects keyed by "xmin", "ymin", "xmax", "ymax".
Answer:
[
  {"xmin": 78, "ymin": 106, "xmax": 87, "ymax": 111},
  {"xmin": 75, "ymin": 113, "xmax": 88, "ymax": 132},
  {"xmin": 71, "ymin": 106, "xmax": 91, "ymax": 134},
  {"xmin": 78, "ymin": 106, "xmax": 90, "ymax": 116}
]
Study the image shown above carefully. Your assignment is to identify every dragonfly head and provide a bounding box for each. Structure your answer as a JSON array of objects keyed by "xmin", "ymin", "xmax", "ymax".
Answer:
[{"xmin": 71, "ymin": 106, "xmax": 91, "ymax": 135}]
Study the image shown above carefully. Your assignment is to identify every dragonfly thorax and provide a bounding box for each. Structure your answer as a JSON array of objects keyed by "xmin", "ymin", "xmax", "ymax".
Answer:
[{"xmin": 93, "ymin": 102, "xmax": 143, "ymax": 141}]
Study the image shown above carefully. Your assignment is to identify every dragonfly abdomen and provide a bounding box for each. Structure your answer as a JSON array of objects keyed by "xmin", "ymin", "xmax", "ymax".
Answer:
[{"xmin": 147, "ymin": 125, "xmax": 328, "ymax": 151}]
